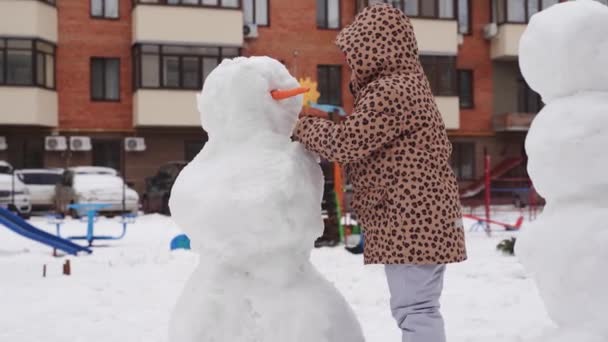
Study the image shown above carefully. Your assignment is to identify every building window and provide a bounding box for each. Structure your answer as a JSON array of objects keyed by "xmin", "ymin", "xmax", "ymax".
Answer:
[
  {"xmin": 92, "ymin": 140, "xmax": 122, "ymax": 172},
  {"xmin": 451, "ymin": 142, "xmax": 475, "ymax": 180},
  {"xmin": 317, "ymin": 0, "xmax": 341, "ymax": 29},
  {"xmin": 243, "ymin": 0, "xmax": 269, "ymax": 26},
  {"xmin": 458, "ymin": 69, "xmax": 473, "ymax": 108},
  {"xmin": 91, "ymin": 58, "xmax": 120, "ymax": 101},
  {"xmin": 517, "ymin": 78, "xmax": 543, "ymax": 113},
  {"xmin": 91, "ymin": 0, "xmax": 119, "ymax": 19},
  {"xmin": 0, "ymin": 38, "xmax": 55, "ymax": 89},
  {"xmin": 132, "ymin": 0, "xmax": 241, "ymax": 8},
  {"xmin": 420, "ymin": 55, "xmax": 457, "ymax": 96},
  {"xmin": 357, "ymin": 0, "xmax": 455, "ymax": 19},
  {"xmin": 492, "ymin": 0, "xmax": 563, "ymax": 24},
  {"xmin": 133, "ymin": 44, "xmax": 240, "ymax": 90},
  {"xmin": 457, "ymin": 0, "xmax": 470, "ymax": 34},
  {"xmin": 317, "ymin": 65, "xmax": 342, "ymax": 106}
]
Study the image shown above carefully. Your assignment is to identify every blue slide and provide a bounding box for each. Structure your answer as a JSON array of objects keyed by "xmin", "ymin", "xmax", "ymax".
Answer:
[{"xmin": 0, "ymin": 207, "xmax": 92, "ymax": 255}]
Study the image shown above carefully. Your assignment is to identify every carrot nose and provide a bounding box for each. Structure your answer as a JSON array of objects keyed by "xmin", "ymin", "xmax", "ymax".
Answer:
[{"xmin": 271, "ymin": 87, "xmax": 309, "ymax": 100}]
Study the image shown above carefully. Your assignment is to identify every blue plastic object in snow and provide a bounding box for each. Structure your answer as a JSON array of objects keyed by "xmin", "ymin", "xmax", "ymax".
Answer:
[{"xmin": 170, "ymin": 234, "xmax": 191, "ymax": 250}]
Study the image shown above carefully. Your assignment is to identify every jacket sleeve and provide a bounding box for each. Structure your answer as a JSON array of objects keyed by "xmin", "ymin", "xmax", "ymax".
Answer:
[{"xmin": 293, "ymin": 94, "xmax": 402, "ymax": 164}]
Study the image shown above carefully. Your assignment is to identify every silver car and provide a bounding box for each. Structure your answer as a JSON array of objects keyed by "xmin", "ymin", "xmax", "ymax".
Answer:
[
  {"xmin": 16, "ymin": 169, "xmax": 63, "ymax": 211},
  {"xmin": 0, "ymin": 173, "xmax": 32, "ymax": 218}
]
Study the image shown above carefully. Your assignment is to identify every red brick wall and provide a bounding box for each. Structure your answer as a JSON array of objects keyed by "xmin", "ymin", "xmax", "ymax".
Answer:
[
  {"xmin": 455, "ymin": 0, "xmax": 494, "ymax": 135},
  {"xmin": 243, "ymin": 1, "xmax": 356, "ymax": 113},
  {"xmin": 57, "ymin": 0, "xmax": 133, "ymax": 131}
]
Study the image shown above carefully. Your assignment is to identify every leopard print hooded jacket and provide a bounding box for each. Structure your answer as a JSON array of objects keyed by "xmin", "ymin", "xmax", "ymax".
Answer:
[{"xmin": 294, "ymin": 4, "xmax": 467, "ymax": 265}]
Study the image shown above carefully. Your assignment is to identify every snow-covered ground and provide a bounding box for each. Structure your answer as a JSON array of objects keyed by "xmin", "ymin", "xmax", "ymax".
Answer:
[{"xmin": 0, "ymin": 212, "xmax": 553, "ymax": 342}]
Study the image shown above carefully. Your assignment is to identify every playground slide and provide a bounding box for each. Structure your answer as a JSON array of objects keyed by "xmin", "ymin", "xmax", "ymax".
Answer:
[
  {"xmin": 0, "ymin": 207, "xmax": 92, "ymax": 255},
  {"xmin": 460, "ymin": 157, "xmax": 524, "ymax": 199}
]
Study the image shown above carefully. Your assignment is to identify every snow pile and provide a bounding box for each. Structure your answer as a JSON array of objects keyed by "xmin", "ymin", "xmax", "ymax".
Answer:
[
  {"xmin": 517, "ymin": 1, "xmax": 608, "ymax": 340},
  {"xmin": 168, "ymin": 57, "xmax": 364, "ymax": 342}
]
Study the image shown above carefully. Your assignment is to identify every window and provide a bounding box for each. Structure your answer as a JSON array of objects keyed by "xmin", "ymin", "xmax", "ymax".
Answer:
[
  {"xmin": 517, "ymin": 78, "xmax": 543, "ymax": 113},
  {"xmin": 133, "ymin": 44, "xmax": 240, "ymax": 90},
  {"xmin": 20, "ymin": 173, "xmax": 62, "ymax": 186},
  {"xmin": 92, "ymin": 140, "xmax": 122, "ymax": 172},
  {"xmin": 243, "ymin": 0, "xmax": 268, "ymax": 26},
  {"xmin": 132, "ymin": 0, "xmax": 241, "ymax": 8},
  {"xmin": 317, "ymin": 65, "xmax": 342, "ymax": 106},
  {"xmin": 420, "ymin": 55, "xmax": 457, "ymax": 96},
  {"xmin": 357, "ymin": 0, "xmax": 455, "ymax": 19},
  {"xmin": 457, "ymin": 0, "xmax": 470, "ymax": 34},
  {"xmin": 91, "ymin": 58, "xmax": 120, "ymax": 101},
  {"xmin": 91, "ymin": 0, "xmax": 119, "ymax": 19},
  {"xmin": 317, "ymin": 0, "xmax": 340, "ymax": 29},
  {"xmin": 0, "ymin": 38, "xmax": 56, "ymax": 89},
  {"xmin": 492, "ymin": 0, "xmax": 563, "ymax": 24},
  {"xmin": 458, "ymin": 69, "xmax": 473, "ymax": 108},
  {"xmin": 450, "ymin": 142, "xmax": 475, "ymax": 180}
]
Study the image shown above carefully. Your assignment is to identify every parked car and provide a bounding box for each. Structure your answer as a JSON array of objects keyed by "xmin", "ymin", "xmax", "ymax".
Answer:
[
  {"xmin": 142, "ymin": 161, "xmax": 187, "ymax": 215},
  {"xmin": 0, "ymin": 161, "xmax": 13, "ymax": 174},
  {"xmin": 16, "ymin": 169, "xmax": 63, "ymax": 211},
  {"xmin": 70, "ymin": 166, "xmax": 118, "ymax": 176},
  {"xmin": 54, "ymin": 168, "xmax": 139, "ymax": 217},
  {"xmin": 0, "ymin": 173, "xmax": 31, "ymax": 218}
]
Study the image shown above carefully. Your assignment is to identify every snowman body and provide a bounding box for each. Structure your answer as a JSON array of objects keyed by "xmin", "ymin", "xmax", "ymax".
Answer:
[
  {"xmin": 516, "ymin": 0, "xmax": 608, "ymax": 339},
  {"xmin": 168, "ymin": 56, "xmax": 365, "ymax": 342}
]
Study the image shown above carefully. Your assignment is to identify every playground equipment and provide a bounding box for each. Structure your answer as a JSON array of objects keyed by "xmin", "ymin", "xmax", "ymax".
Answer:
[
  {"xmin": 0, "ymin": 206, "xmax": 91, "ymax": 255},
  {"xmin": 463, "ymin": 214, "xmax": 524, "ymax": 233},
  {"xmin": 460, "ymin": 149, "xmax": 541, "ymax": 231},
  {"xmin": 49, "ymin": 203, "xmax": 134, "ymax": 246}
]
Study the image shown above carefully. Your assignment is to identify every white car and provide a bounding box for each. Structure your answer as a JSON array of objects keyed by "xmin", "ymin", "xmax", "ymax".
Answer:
[
  {"xmin": 16, "ymin": 169, "xmax": 63, "ymax": 211},
  {"xmin": 55, "ymin": 169, "xmax": 139, "ymax": 217},
  {"xmin": 0, "ymin": 161, "xmax": 12, "ymax": 174},
  {"xmin": 70, "ymin": 166, "xmax": 118, "ymax": 176},
  {"xmin": 0, "ymin": 173, "xmax": 32, "ymax": 218}
]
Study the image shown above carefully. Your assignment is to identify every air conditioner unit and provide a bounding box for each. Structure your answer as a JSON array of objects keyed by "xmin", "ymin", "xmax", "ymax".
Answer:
[
  {"xmin": 483, "ymin": 23, "xmax": 498, "ymax": 40},
  {"xmin": 0, "ymin": 137, "xmax": 6, "ymax": 151},
  {"xmin": 124, "ymin": 137, "xmax": 146, "ymax": 152},
  {"xmin": 243, "ymin": 23, "xmax": 258, "ymax": 39},
  {"xmin": 45, "ymin": 136, "xmax": 68, "ymax": 151},
  {"xmin": 69, "ymin": 136, "xmax": 92, "ymax": 151}
]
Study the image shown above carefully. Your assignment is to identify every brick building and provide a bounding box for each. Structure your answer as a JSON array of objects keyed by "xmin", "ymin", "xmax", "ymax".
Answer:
[{"xmin": 1, "ymin": 0, "xmax": 596, "ymax": 199}]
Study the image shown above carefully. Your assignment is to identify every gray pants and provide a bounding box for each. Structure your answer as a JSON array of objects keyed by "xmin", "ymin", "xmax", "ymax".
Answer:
[{"xmin": 385, "ymin": 264, "xmax": 447, "ymax": 342}]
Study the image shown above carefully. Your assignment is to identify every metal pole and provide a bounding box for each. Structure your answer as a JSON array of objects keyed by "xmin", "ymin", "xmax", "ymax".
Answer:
[
  {"xmin": 11, "ymin": 167, "xmax": 15, "ymax": 211},
  {"xmin": 484, "ymin": 148, "xmax": 491, "ymax": 236},
  {"xmin": 122, "ymin": 138, "xmax": 126, "ymax": 214}
]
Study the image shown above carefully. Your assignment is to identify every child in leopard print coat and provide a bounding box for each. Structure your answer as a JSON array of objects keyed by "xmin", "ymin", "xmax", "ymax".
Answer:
[{"xmin": 294, "ymin": 4, "xmax": 467, "ymax": 342}]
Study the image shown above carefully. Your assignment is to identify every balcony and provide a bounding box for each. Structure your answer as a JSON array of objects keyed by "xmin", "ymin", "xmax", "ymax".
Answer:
[
  {"xmin": 490, "ymin": 24, "xmax": 526, "ymax": 60},
  {"xmin": 493, "ymin": 112, "xmax": 536, "ymax": 132},
  {"xmin": 134, "ymin": 90, "xmax": 200, "ymax": 127},
  {"xmin": 411, "ymin": 19, "xmax": 459, "ymax": 55},
  {"xmin": 0, "ymin": 87, "xmax": 57, "ymax": 126},
  {"xmin": 132, "ymin": 4, "xmax": 243, "ymax": 46},
  {"xmin": 436, "ymin": 96, "xmax": 460, "ymax": 130},
  {"xmin": 0, "ymin": 0, "xmax": 58, "ymax": 42}
]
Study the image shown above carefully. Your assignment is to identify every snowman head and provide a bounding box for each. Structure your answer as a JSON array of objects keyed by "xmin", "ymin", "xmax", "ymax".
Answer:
[
  {"xmin": 519, "ymin": 0, "xmax": 608, "ymax": 104},
  {"xmin": 197, "ymin": 56, "xmax": 307, "ymax": 140}
]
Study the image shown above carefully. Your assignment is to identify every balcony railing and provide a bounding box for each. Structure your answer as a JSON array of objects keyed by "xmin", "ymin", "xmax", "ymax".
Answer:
[
  {"xmin": 0, "ymin": 0, "xmax": 58, "ymax": 43},
  {"xmin": 132, "ymin": 0, "xmax": 241, "ymax": 9},
  {"xmin": 132, "ymin": 2, "xmax": 244, "ymax": 46}
]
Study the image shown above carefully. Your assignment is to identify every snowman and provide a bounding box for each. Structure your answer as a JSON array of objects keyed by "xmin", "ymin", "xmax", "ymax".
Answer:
[
  {"xmin": 516, "ymin": 0, "xmax": 608, "ymax": 341},
  {"xmin": 168, "ymin": 56, "xmax": 365, "ymax": 342}
]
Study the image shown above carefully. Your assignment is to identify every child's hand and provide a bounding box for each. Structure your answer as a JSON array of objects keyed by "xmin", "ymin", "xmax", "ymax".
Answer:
[{"xmin": 299, "ymin": 107, "xmax": 329, "ymax": 120}]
